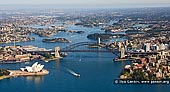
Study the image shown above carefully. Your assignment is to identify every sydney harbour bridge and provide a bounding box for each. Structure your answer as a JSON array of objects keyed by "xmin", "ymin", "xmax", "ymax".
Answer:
[
  {"xmin": 26, "ymin": 38, "xmax": 159, "ymax": 60},
  {"xmin": 26, "ymin": 41, "xmax": 120, "ymax": 58}
]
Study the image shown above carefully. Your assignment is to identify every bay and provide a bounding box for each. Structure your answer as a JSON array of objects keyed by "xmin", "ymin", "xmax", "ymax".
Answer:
[{"xmin": 0, "ymin": 25, "xmax": 168, "ymax": 92}]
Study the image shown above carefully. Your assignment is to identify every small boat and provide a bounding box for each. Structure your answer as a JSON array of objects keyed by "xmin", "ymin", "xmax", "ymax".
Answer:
[
  {"xmin": 60, "ymin": 52, "xmax": 68, "ymax": 57},
  {"xmin": 67, "ymin": 68, "xmax": 80, "ymax": 77},
  {"xmin": 25, "ymin": 62, "xmax": 30, "ymax": 64},
  {"xmin": 73, "ymin": 73, "xmax": 80, "ymax": 77}
]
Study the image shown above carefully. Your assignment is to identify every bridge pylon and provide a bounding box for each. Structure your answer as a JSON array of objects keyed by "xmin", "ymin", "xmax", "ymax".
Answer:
[
  {"xmin": 120, "ymin": 46, "xmax": 125, "ymax": 59},
  {"xmin": 55, "ymin": 46, "xmax": 61, "ymax": 58},
  {"xmin": 98, "ymin": 37, "xmax": 101, "ymax": 45}
]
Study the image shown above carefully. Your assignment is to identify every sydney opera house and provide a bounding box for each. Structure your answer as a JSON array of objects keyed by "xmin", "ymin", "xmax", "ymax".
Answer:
[{"xmin": 20, "ymin": 62, "xmax": 44, "ymax": 73}]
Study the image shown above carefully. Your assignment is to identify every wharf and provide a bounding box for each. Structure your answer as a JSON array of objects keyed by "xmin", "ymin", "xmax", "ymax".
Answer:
[
  {"xmin": 114, "ymin": 57, "xmax": 141, "ymax": 62},
  {"xmin": 0, "ymin": 61, "xmax": 25, "ymax": 64},
  {"xmin": 114, "ymin": 58, "xmax": 134, "ymax": 61}
]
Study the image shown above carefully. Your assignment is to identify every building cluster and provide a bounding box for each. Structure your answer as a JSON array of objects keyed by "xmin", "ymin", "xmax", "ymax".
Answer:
[
  {"xmin": 21, "ymin": 45, "xmax": 52, "ymax": 52},
  {"xmin": 0, "ymin": 45, "xmax": 51, "ymax": 63},
  {"xmin": 116, "ymin": 24, "xmax": 170, "ymax": 80},
  {"xmin": 120, "ymin": 49, "xmax": 170, "ymax": 80},
  {"xmin": 104, "ymin": 19, "xmax": 170, "ymax": 33},
  {"xmin": 107, "ymin": 33, "xmax": 170, "ymax": 53},
  {"xmin": 0, "ymin": 25, "xmax": 35, "ymax": 44}
]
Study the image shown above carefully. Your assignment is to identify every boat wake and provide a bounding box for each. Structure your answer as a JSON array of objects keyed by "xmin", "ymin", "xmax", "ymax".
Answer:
[
  {"xmin": 66, "ymin": 68, "xmax": 80, "ymax": 77},
  {"xmin": 48, "ymin": 65, "xmax": 80, "ymax": 77}
]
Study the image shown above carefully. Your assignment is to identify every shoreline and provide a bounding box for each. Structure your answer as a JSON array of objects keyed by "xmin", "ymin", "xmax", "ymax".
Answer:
[
  {"xmin": 0, "ymin": 75, "xmax": 10, "ymax": 80},
  {"xmin": 42, "ymin": 57, "xmax": 63, "ymax": 62},
  {"xmin": 0, "ymin": 69, "xmax": 49, "ymax": 80},
  {"xmin": 0, "ymin": 61, "xmax": 27, "ymax": 64}
]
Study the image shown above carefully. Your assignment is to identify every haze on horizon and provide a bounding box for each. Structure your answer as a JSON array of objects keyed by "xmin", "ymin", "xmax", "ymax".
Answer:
[{"xmin": 0, "ymin": 0, "xmax": 170, "ymax": 9}]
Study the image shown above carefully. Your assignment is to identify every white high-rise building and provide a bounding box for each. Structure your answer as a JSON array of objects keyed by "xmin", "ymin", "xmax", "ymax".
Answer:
[
  {"xmin": 156, "ymin": 45, "xmax": 160, "ymax": 51},
  {"xmin": 145, "ymin": 43, "xmax": 150, "ymax": 52}
]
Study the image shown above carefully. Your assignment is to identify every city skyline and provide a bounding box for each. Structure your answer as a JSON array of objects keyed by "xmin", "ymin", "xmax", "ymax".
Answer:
[{"xmin": 0, "ymin": 0, "xmax": 170, "ymax": 9}]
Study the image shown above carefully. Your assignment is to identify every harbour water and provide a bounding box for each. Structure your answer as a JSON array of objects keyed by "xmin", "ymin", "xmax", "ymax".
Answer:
[{"xmin": 0, "ymin": 25, "xmax": 170, "ymax": 92}]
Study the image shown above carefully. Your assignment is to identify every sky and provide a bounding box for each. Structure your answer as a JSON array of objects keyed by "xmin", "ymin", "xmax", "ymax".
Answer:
[{"xmin": 0, "ymin": 0, "xmax": 170, "ymax": 9}]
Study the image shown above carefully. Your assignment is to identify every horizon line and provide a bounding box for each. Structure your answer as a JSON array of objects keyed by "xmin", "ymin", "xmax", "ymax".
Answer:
[{"xmin": 0, "ymin": 4, "xmax": 170, "ymax": 10}]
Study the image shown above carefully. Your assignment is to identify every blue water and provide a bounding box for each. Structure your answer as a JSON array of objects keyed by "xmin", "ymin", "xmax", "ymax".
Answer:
[{"xmin": 0, "ymin": 25, "xmax": 169, "ymax": 92}]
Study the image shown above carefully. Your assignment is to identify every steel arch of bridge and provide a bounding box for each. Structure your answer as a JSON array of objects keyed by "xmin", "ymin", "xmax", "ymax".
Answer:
[
  {"xmin": 61, "ymin": 42, "xmax": 96, "ymax": 50},
  {"xmin": 60, "ymin": 42, "xmax": 119, "ymax": 56}
]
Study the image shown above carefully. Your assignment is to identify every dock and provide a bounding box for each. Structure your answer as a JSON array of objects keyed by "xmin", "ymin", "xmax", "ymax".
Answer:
[{"xmin": 114, "ymin": 57, "xmax": 141, "ymax": 62}]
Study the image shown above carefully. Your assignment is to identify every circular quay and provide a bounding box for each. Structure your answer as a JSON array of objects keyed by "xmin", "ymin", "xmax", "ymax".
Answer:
[{"xmin": 0, "ymin": 0, "xmax": 170, "ymax": 92}]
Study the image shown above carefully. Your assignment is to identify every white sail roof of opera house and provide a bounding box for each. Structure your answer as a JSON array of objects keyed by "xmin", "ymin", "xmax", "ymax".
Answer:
[{"xmin": 20, "ymin": 62, "xmax": 44, "ymax": 73}]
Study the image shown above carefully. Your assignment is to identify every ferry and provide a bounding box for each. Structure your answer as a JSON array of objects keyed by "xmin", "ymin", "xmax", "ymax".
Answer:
[
  {"xmin": 67, "ymin": 68, "xmax": 80, "ymax": 77},
  {"xmin": 60, "ymin": 52, "xmax": 68, "ymax": 57},
  {"xmin": 73, "ymin": 73, "xmax": 80, "ymax": 77}
]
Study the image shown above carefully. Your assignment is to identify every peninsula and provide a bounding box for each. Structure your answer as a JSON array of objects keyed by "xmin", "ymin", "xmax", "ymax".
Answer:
[
  {"xmin": 0, "ymin": 62, "xmax": 49, "ymax": 80},
  {"xmin": 42, "ymin": 38, "xmax": 71, "ymax": 43}
]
